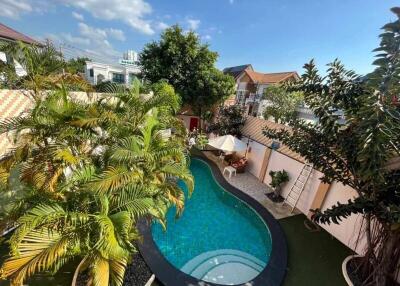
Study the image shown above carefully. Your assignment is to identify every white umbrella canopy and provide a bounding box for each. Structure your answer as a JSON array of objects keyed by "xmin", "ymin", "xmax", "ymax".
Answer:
[{"xmin": 208, "ymin": 135, "xmax": 247, "ymax": 152}]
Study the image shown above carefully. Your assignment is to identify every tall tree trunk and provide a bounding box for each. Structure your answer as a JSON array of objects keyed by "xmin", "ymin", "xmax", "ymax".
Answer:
[{"xmin": 375, "ymin": 229, "xmax": 400, "ymax": 285}]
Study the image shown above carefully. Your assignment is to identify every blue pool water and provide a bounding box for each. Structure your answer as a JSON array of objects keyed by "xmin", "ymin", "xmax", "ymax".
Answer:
[{"xmin": 152, "ymin": 159, "xmax": 272, "ymax": 285}]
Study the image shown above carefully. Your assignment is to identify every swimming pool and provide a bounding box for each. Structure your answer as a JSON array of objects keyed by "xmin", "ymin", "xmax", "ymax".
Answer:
[{"xmin": 151, "ymin": 158, "xmax": 273, "ymax": 285}]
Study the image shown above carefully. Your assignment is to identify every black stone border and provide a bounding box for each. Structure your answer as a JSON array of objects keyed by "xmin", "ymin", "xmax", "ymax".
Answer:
[{"xmin": 137, "ymin": 154, "xmax": 287, "ymax": 286}]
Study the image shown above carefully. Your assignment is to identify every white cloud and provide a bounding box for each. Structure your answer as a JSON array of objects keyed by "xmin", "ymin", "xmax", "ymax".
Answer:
[
  {"xmin": 156, "ymin": 22, "xmax": 169, "ymax": 30},
  {"xmin": 186, "ymin": 18, "xmax": 201, "ymax": 30},
  {"xmin": 1, "ymin": 0, "xmax": 155, "ymax": 35},
  {"xmin": 47, "ymin": 22, "xmax": 123, "ymax": 62},
  {"xmin": 106, "ymin": 28, "xmax": 126, "ymax": 41},
  {"xmin": 72, "ymin": 11, "xmax": 84, "ymax": 21},
  {"xmin": 62, "ymin": 33, "xmax": 91, "ymax": 46},
  {"xmin": 78, "ymin": 23, "xmax": 107, "ymax": 42},
  {"xmin": 62, "ymin": 0, "xmax": 154, "ymax": 35},
  {"xmin": 47, "ymin": 33, "xmax": 90, "ymax": 47},
  {"xmin": 0, "ymin": 0, "xmax": 32, "ymax": 19},
  {"xmin": 78, "ymin": 23, "xmax": 125, "ymax": 42},
  {"xmin": 202, "ymin": 34, "xmax": 212, "ymax": 41}
]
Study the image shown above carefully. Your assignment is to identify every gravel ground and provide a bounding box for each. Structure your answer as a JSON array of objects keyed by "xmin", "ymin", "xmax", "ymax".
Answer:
[
  {"xmin": 76, "ymin": 253, "xmax": 153, "ymax": 286},
  {"xmin": 123, "ymin": 253, "xmax": 153, "ymax": 286}
]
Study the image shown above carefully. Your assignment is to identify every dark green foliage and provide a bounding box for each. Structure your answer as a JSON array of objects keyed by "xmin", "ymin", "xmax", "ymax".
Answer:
[
  {"xmin": 262, "ymin": 85, "xmax": 303, "ymax": 123},
  {"xmin": 208, "ymin": 105, "xmax": 246, "ymax": 137},
  {"xmin": 269, "ymin": 170, "xmax": 290, "ymax": 189},
  {"xmin": 139, "ymin": 25, "xmax": 235, "ymax": 115},
  {"xmin": 65, "ymin": 57, "xmax": 90, "ymax": 74},
  {"xmin": 263, "ymin": 8, "xmax": 400, "ymax": 284}
]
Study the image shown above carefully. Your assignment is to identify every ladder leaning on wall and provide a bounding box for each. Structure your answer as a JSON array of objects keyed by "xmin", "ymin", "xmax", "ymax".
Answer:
[{"xmin": 284, "ymin": 163, "xmax": 313, "ymax": 213}]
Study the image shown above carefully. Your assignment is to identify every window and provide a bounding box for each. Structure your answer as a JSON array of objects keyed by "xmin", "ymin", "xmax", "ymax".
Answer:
[
  {"xmin": 89, "ymin": 69, "xmax": 94, "ymax": 77},
  {"xmin": 112, "ymin": 73, "xmax": 125, "ymax": 83}
]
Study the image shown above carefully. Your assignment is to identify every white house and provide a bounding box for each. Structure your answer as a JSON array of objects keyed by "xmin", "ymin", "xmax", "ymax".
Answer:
[{"xmin": 85, "ymin": 50, "xmax": 141, "ymax": 86}]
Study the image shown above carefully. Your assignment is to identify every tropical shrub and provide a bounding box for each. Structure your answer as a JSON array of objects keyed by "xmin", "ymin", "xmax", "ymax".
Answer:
[
  {"xmin": 66, "ymin": 57, "xmax": 90, "ymax": 74},
  {"xmin": 208, "ymin": 105, "xmax": 246, "ymax": 137},
  {"xmin": 262, "ymin": 85, "xmax": 303, "ymax": 123},
  {"xmin": 264, "ymin": 8, "xmax": 400, "ymax": 285},
  {"xmin": 0, "ymin": 79, "xmax": 193, "ymax": 286},
  {"xmin": 0, "ymin": 41, "xmax": 90, "ymax": 93},
  {"xmin": 195, "ymin": 133, "xmax": 209, "ymax": 150},
  {"xmin": 268, "ymin": 170, "xmax": 289, "ymax": 198}
]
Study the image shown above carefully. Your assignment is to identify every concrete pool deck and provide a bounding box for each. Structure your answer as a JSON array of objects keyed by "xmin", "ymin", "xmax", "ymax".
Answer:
[{"xmin": 202, "ymin": 151, "xmax": 300, "ymax": 219}]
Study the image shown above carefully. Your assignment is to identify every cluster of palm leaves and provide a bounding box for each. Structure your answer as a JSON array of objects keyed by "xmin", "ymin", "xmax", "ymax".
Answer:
[
  {"xmin": 0, "ymin": 78, "xmax": 193, "ymax": 286},
  {"xmin": 0, "ymin": 40, "xmax": 91, "ymax": 95}
]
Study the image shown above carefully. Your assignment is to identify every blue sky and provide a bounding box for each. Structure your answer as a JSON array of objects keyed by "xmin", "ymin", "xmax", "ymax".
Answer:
[{"xmin": 0, "ymin": 0, "xmax": 398, "ymax": 75}]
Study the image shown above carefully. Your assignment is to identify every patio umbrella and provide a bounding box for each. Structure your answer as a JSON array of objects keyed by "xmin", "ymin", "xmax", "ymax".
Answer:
[{"xmin": 207, "ymin": 135, "xmax": 247, "ymax": 152}]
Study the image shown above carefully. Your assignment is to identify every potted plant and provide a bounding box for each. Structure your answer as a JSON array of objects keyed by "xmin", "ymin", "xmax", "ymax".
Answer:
[{"xmin": 267, "ymin": 170, "xmax": 289, "ymax": 202}]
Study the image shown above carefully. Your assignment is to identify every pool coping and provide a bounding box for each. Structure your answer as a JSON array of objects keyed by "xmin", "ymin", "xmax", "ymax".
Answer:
[{"xmin": 137, "ymin": 154, "xmax": 287, "ymax": 286}]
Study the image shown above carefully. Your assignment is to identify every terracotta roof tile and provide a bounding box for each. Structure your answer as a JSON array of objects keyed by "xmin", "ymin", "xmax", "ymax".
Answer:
[
  {"xmin": 245, "ymin": 70, "xmax": 299, "ymax": 84},
  {"xmin": 0, "ymin": 23, "xmax": 39, "ymax": 45},
  {"xmin": 241, "ymin": 116, "xmax": 305, "ymax": 162}
]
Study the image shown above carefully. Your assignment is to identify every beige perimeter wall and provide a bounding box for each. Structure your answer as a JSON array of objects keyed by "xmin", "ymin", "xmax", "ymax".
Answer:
[{"xmin": 243, "ymin": 141, "xmax": 367, "ymax": 254}]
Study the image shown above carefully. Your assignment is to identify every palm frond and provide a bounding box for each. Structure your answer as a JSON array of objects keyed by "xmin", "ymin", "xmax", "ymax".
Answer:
[
  {"xmin": 89, "ymin": 166, "xmax": 143, "ymax": 194},
  {"xmin": 1, "ymin": 228, "xmax": 72, "ymax": 285}
]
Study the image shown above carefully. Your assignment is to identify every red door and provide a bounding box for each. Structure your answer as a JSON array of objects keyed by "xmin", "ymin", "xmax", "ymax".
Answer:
[{"xmin": 189, "ymin": 117, "xmax": 199, "ymax": 131}]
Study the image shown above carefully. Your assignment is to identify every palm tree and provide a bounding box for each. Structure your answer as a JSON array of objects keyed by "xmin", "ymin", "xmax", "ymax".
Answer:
[
  {"xmin": 0, "ymin": 79, "xmax": 193, "ymax": 286},
  {"xmin": 0, "ymin": 41, "xmax": 91, "ymax": 96}
]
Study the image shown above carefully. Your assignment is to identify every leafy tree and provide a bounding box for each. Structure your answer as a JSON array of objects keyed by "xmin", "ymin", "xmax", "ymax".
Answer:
[
  {"xmin": 0, "ymin": 79, "xmax": 193, "ymax": 286},
  {"xmin": 262, "ymin": 85, "xmax": 303, "ymax": 123},
  {"xmin": 140, "ymin": 25, "xmax": 235, "ymax": 116},
  {"xmin": 209, "ymin": 105, "xmax": 246, "ymax": 137},
  {"xmin": 66, "ymin": 57, "xmax": 90, "ymax": 74},
  {"xmin": 263, "ymin": 8, "xmax": 400, "ymax": 285}
]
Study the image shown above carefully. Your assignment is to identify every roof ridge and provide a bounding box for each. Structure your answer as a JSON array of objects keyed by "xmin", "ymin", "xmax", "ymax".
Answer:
[
  {"xmin": 0, "ymin": 22, "xmax": 38, "ymax": 44},
  {"xmin": 248, "ymin": 70, "xmax": 296, "ymax": 75}
]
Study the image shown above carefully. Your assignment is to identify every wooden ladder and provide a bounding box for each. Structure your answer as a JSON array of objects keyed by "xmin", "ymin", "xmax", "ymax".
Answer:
[{"xmin": 284, "ymin": 163, "xmax": 313, "ymax": 212}]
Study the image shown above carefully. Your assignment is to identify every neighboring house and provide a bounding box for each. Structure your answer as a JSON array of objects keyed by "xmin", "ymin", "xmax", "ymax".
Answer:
[
  {"xmin": 0, "ymin": 23, "xmax": 40, "ymax": 77},
  {"xmin": 84, "ymin": 50, "xmax": 141, "ymax": 86},
  {"xmin": 223, "ymin": 64, "xmax": 299, "ymax": 116},
  {"xmin": 237, "ymin": 69, "xmax": 299, "ymax": 116},
  {"xmin": 223, "ymin": 64, "xmax": 253, "ymax": 106}
]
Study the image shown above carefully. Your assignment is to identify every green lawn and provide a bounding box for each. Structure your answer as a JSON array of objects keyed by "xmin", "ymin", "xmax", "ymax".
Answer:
[{"xmin": 280, "ymin": 214, "xmax": 353, "ymax": 286}]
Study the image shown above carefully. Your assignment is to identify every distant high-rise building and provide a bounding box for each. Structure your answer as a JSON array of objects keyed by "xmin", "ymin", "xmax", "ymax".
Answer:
[{"xmin": 123, "ymin": 50, "xmax": 138, "ymax": 62}]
